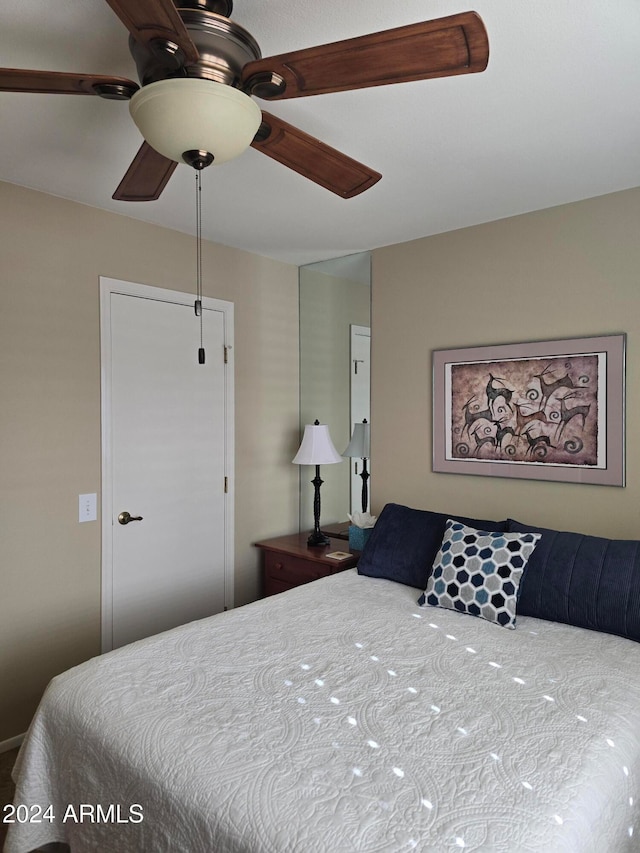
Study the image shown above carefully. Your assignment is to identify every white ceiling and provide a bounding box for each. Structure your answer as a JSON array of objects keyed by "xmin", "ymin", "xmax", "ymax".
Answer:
[{"xmin": 1, "ymin": 1, "xmax": 639, "ymax": 267}]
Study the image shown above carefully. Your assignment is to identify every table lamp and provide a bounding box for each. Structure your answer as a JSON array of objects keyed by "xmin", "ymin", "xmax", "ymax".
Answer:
[{"xmin": 293, "ymin": 419, "xmax": 343, "ymax": 546}]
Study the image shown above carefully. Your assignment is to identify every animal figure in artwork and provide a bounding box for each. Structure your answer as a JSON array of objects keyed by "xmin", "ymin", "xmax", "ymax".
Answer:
[
  {"xmin": 522, "ymin": 424, "xmax": 555, "ymax": 458},
  {"xmin": 486, "ymin": 373, "xmax": 513, "ymax": 413},
  {"xmin": 534, "ymin": 362, "xmax": 576, "ymax": 408},
  {"xmin": 461, "ymin": 395, "xmax": 493, "ymax": 437},
  {"xmin": 553, "ymin": 391, "xmax": 591, "ymax": 440}
]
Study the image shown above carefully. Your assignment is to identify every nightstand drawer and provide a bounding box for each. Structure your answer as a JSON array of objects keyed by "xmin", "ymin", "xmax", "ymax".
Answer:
[
  {"xmin": 256, "ymin": 533, "xmax": 359, "ymax": 598},
  {"xmin": 265, "ymin": 552, "xmax": 327, "ymax": 587}
]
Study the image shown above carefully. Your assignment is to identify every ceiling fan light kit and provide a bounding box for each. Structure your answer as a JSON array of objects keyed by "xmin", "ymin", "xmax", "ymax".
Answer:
[
  {"xmin": 0, "ymin": 0, "xmax": 489, "ymax": 201},
  {"xmin": 129, "ymin": 77, "xmax": 262, "ymax": 165}
]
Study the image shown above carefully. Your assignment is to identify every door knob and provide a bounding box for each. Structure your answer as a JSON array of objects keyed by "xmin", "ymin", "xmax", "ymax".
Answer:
[{"xmin": 118, "ymin": 511, "xmax": 143, "ymax": 525}]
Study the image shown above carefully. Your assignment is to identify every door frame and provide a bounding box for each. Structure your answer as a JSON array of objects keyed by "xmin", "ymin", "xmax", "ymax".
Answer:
[{"xmin": 99, "ymin": 277, "xmax": 235, "ymax": 652}]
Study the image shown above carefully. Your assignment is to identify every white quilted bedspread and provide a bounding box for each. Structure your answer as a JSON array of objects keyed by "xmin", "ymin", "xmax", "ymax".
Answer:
[{"xmin": 6, "ymin": 570, "xmax": 640, "ymax": 852}]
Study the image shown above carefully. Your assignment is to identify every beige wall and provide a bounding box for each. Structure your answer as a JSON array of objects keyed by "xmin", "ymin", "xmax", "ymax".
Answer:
[
  {"xmin": 0, "ymin": 181, "xmax": 299, "ymax": 742},
  {"xmin": 299, "ymin": 268, "xmax": 370, "ymax": 529},
  {"xmin": 371, "ymin": 187, "xmax": 640, "ymax": 538}
]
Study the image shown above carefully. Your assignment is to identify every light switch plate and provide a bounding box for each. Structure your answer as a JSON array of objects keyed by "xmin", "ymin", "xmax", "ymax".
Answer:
[{"xmin": 79, "ymin": 493, "xmax": 97, "ymax": 523}]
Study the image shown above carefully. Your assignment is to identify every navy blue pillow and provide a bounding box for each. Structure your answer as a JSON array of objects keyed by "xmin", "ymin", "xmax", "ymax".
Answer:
[
  {"xmin": 508, "ymin": 518, "xmax": 640, "ymax": 643},
  {"xmin": 357, "ymin": 503, "xmax": 507, "ymax": 590}
]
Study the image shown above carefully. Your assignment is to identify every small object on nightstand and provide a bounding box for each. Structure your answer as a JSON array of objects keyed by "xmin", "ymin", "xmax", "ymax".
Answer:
[
  {"xmin": 255, "ymin": 533, "xmax": 358, "ymax": 597},
  {"xmin": 347, "ymin": 511, "xmax": 377, "ymax": 551},
  {"xmin": 325, "ymin": 550, "xmax": 352, "ymax": 560},
  {"xmin": 348, "ymin": 526, "xmax": 372, "ymax": 551}
]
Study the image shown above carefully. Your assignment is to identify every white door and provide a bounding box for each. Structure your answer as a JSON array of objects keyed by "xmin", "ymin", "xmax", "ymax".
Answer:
[
  {"xmin": 100, "ymin": 278, "xmax": 234, "ymax": 651},
  {"xmin": 349, "ymin": 325, "xmax": 371, "ymax": 514}
]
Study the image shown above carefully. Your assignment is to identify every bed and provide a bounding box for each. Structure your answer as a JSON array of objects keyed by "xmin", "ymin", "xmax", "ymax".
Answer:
[{"xmin": 6, "ymin": 505, "xmax": 640, "ymax": 852}]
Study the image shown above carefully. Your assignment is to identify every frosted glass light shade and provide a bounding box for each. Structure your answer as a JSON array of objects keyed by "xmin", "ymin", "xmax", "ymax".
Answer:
[
  {"xmin": 129, "ymin": 78, "xmax": 262, "ymax": 165},
  {"xmin": 292, "ymin": 423, "xmax": 343, "ymax": 466},
  {"xmin": 343, "ymin": 421, "xmax": 370, "ymax": 459}
]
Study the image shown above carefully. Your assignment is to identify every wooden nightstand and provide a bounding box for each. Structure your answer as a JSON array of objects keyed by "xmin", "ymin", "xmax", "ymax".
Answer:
[{"xmin": 255, "ymin": 532, "xmax": 359, "ymax": 597}]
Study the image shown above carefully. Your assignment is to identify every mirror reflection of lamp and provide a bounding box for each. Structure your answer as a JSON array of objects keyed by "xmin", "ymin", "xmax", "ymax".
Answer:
[
  {"xmin": 342, "ymin": 419, "xmax": 370, "ymax": 513},
  {"xmin": 293, "ymin": 420, "xmax": 343, "ymax": 546}
]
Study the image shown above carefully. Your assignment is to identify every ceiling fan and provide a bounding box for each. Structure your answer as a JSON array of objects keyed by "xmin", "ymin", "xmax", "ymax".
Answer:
[{"xmin": 0, "ymin": 0, "xmax": 489, "ymax": 202}]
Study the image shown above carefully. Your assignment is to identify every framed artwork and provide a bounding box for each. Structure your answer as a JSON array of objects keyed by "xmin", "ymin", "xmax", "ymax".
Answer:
[{"xmin": 432, "ymin": 334, "xmax": 626, "ymax": 486}]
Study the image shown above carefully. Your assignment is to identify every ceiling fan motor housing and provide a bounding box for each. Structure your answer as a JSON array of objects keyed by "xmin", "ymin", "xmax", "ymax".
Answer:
[{"xmin": 130, "ymin": 8, "xmax": 261, "ymax": 88}]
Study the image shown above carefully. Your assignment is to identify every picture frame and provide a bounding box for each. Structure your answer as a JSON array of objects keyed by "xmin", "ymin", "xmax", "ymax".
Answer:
[{"xmin": 432, "ymin": 334, "xmax": 626, "ymax": 486}]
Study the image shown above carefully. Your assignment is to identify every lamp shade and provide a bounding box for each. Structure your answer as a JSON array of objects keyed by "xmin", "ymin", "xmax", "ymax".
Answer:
[
  {"xmin": 129, "ymin": 78, "xmax": 262, "ymax": 165},
  {"xmin": 292, "ymin": 422, "xmax": 343, "ymax": 466},
  {"xmin": 343, "ymin": 421, "xmax": 370, "ymax": 459}
]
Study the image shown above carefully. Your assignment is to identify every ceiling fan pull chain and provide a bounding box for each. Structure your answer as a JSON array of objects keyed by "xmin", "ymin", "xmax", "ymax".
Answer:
[{"xmin": 194, "ymin": 169, "xmax": 205, "ymax": 365}]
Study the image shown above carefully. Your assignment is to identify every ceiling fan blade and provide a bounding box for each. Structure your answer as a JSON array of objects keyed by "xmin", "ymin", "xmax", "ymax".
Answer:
[
  {"xmin": 251, "ymin": 112, "xmax": 381, "ymax": 199},
  {"xmin": 0, "ymin": 68, "xmax": 138, "ymax": 98},
  {"xmin": 243, "ymin": 12, "xmax": 488, "ymax": 100},
  {"xmin": 113, "ymin": 142, "xmax": 178, "ymax": 201},
  {"xmin": 104, "ymin": 0, "xmax": 199, "ymax": 65}
]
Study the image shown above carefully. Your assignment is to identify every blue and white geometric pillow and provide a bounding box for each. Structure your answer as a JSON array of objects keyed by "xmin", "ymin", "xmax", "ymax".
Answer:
[{"xmin": 418, "ymin": 519, "xmax": 541, "ymax": 628}]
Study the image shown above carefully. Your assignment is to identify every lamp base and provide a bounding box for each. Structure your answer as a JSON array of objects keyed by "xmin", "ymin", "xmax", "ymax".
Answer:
[{"xmin": 307, "ymin": 529, "xmax": 331, "ymax": 547}]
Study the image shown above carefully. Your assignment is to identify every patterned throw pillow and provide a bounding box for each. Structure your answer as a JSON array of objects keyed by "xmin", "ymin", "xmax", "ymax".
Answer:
[{"xmin": 418, "ymin": 519, "xmax": 541, "ymax": 628}]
